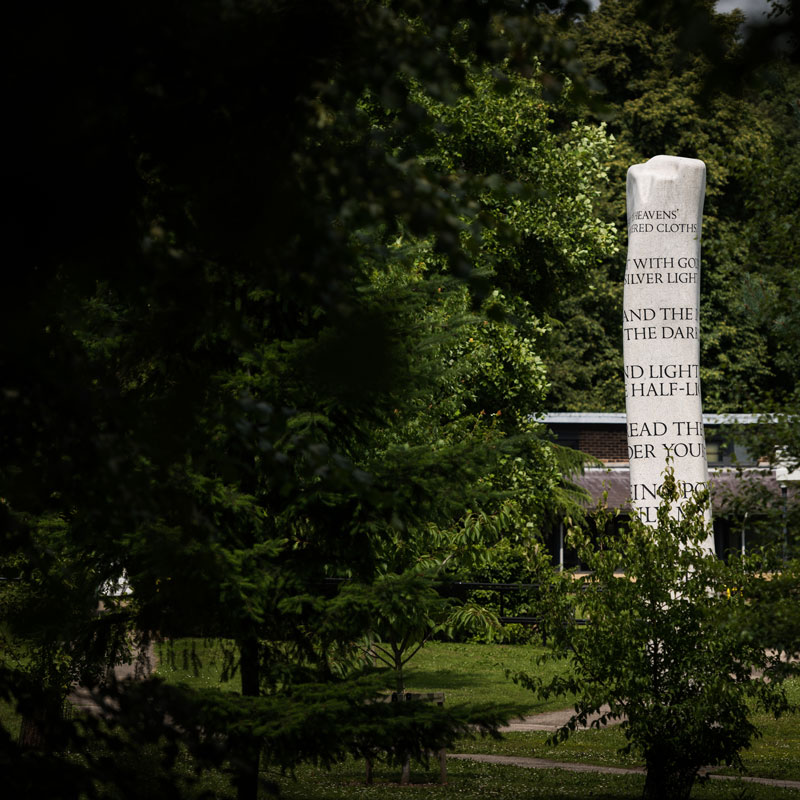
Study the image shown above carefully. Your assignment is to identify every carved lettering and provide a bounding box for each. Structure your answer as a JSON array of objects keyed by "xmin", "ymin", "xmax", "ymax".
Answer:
[
  {"xmin": 627, "ymin": 421, "xmax": 668, "ymax": 437},
  {"xmin": 623, "ymin": 326, "xmax": 658, "ymax": 341},
  {"xmin": 623, "ymin": 156, "xmax": 712, "ymax": 547}
]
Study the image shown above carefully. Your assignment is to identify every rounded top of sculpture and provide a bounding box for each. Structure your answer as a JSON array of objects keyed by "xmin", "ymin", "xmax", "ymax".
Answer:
[
  {"xmin": 627, "ymin": 155, "xmax": 706, "ymax": 210},
  {"xmin": 628, "ymin": 155, "xmax": 706, "ymax": 181}
]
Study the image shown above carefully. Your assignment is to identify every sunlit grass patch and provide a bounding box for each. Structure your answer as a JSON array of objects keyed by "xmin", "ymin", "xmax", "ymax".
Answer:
[
  {"xmin": 401, "ymin": 641, "xmax": 574, "ymax": 713},
  {"xmin": 453, "ymin": 727, "xmax": 643, "ymax": 769},
  {"xmin": 155, "ymin": 638, "xmax": 242, "ymax": 691}
]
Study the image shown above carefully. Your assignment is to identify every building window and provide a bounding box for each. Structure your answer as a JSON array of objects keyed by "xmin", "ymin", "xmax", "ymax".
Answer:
[
  {"xmin": 706, "ymin": 440, "xmax": 722, "ymax": 465},
  {"xmin": 706, "ymin": 436, "xmax": 756, "ymax": 467}
]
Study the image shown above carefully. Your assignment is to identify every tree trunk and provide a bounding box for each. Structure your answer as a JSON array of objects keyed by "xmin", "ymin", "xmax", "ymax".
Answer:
[
  {"xmin": 642, "ymin": 758, "xmax": 696, "ymax": 800},
  {"xmin": 235, "ymin": 636, "xmax": 261, "ymax": 800},
  {"xmin": 393, "ymin": 651, "xmax": 410, "ymax": 783},
  {"xmin": 391, "ymin": 642, "xmax": 405, "ymax": 696},
  {"xmin": 18, "ymin": 688, "xmax": 66, "ymax": 751},
  {"xmin": 18, "ymin": 702, "xmax": 60, "ymax": 749}
]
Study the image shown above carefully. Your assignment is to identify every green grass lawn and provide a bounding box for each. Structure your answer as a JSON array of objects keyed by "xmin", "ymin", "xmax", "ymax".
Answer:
[
  {"xmin": 155, "ymin": 638, "xmax": 242, "ymax": 692},
  {"xmin": 2, "ymin": 640, "xmax": 797, "ymax": 799},
  {"xmin": 454, "ymin": 728, "xmax": 643, "ymax": 768},
  {"xmin": 155, "ymin": 639, "xmax": 571, "ymax": 712},
  {"xmin": 154, "ymin": 640, "xmax": 800, "ymax": 788},
  {"xmin": 278, "ymin": 758, "xmax": 800, "ymax": 800},
  {"xmin": 716, "ymin": 677, "xmax": 800, "ymax": 781},
  {"xmin": 452, "ymin": 676, "xmax": 800, "ymax": 783},
  {"xmin": 403, "ymin": 641, "xmax": 572, "ymax": 714},
  {"xmin": 0, "ymin": 699, "xmax": 21, "ymax": 741}
]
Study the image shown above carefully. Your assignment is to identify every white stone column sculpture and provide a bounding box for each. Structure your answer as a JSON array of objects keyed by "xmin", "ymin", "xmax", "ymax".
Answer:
[{"xmin": 624, "ymin": 155, "xmax": 713, "ymax": 549}]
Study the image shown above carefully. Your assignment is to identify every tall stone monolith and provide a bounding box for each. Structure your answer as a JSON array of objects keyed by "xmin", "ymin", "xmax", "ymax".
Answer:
[{"xmin": 624, "ymin": 155, "xmax": 713, "ymax": 549}]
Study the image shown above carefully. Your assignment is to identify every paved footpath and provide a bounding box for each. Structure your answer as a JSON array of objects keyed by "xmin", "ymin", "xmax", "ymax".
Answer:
[
  {"xmin": 69, "ymin": 640, "xmax": 157, "ymax": 714},
  {"xmin": 500, "ymin": 705, "xmax": 620, "ymax": 732}
]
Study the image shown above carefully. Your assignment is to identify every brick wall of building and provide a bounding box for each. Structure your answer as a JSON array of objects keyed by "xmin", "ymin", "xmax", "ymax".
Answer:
[{"xmin": 578, "ymin": 427, "xmax": 628, "ymax": 463}]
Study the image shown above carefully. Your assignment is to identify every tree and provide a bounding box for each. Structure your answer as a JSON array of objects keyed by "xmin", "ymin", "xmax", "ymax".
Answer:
[
  {"xmin": 1, "ymin": 2, "xmax": 614, "ymax": 797},
  {"xmin": 541, "ymin": 0, "xmax": 800, "ymax": 414},
  {"xmin": 547, "ymin": 0, "xmax": 800, "ymax": 689},
  {"xmin": 297, "ymin": 55, "xmax": 617, "ymax": 697},
  {"xmin": 516, "ymin": 470, "xmax": 790, "ymax": 800}
]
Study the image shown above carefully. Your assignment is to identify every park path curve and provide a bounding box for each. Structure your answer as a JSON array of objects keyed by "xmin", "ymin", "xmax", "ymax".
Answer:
[
  {"xmin": 500, "ymin": 704, "xmax": 621, "ymax": 732},
  {"xmin": 69, "ymin": 640, "xmax": 157, "ymax": 715}
]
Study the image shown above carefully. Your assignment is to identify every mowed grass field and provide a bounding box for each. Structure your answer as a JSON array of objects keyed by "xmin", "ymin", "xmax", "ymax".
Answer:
[
  {"xmin": 2, "ymin": 640, "xmax": 797, "ymax": 797},
  {"xmin": 155, "ymin": 640, "xmax": 800, "ymax": 791},
  {"xmin": 278, "ymin": 759, "xmax": 800, "ymax": 800},
  {"xmin": 155, "ymin": 639, "xmax": 569, "ymax": 713}
]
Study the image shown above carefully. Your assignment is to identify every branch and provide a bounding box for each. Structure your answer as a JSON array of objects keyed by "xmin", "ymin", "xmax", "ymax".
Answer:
[
  {"xmin": 366, "ymin": 643, "xmax": 395, "ymax": 670},
  {"xmin": 400, "ymin": 635, "xmax": 430, "ymax": 668}
]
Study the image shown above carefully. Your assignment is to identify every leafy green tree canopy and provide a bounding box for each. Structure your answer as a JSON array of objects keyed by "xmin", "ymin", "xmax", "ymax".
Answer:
[{"xmin": 516, "ymin": 470, "xmax": 791, "ymax": 800}]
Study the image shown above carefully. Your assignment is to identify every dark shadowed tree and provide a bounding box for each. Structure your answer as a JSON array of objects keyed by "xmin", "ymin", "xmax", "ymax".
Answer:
[{"xmin": 1, "ymin": 2, "xmax": 613, "ymax": 797}]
